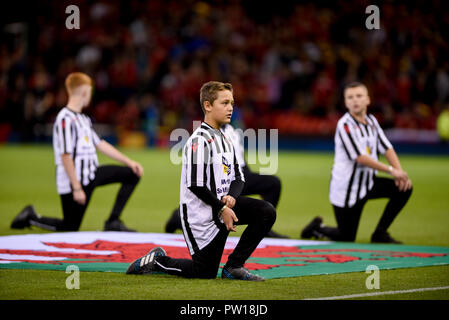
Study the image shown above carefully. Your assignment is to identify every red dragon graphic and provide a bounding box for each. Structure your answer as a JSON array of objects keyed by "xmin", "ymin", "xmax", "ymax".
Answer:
[{"xmin": 1, "ymin": 241, "xmax": 447, "ymax": 271}]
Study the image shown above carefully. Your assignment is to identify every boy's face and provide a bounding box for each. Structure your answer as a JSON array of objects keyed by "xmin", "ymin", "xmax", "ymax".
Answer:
[
  {"xmin": 344, "ymin": 86, "xmax": 370, "ymax": 115},
  {"xmin": 79, "ymin": 84, "xmax": 93, "ymax": 108},
  {"xmin": 205, "ymin": 89, "xmax": 234, "ymax": 126}
]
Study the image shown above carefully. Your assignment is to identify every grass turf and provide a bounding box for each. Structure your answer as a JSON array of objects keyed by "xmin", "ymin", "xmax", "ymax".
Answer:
[
  {"xmin": 1, "ymin": 266, "xmax": 448, "ymax": 300},
  {"xmin": 0, "ymin": 144, "xmax": 448, "ymax": 300}
]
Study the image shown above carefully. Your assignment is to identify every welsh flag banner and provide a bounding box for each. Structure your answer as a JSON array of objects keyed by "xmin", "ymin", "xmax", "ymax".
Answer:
[{"xmin": 1, "ymin": 232, "xmax": 448, "ymax": 279}]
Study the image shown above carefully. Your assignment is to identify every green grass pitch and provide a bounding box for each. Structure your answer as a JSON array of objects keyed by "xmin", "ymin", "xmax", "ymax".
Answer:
[{"xmin": 0, "ymin": 144, "xmax": 448, "ymax": 300}]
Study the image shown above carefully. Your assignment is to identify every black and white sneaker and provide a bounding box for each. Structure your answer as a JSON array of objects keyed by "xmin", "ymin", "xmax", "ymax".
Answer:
[
  {"xmin": 126, "ymin": 247, "xmax": 166, "ymax": 275},
  {"xmin": 266, "ymin": 229, "xmax": 290, "ymax": 239},
  {"xmin": 221, "ymin": 265, "xmax": 265, "ymax": 281},
  {"xmin": 301, "ymin": 216, "xmax": 323, "ymax": 239},
  {"xmin": 11, "ymin": 205, "xmax": 38, "ymax": 229},
  {"xmin": 165, "ymin": 209, "xmax": 182, "ymax": 233},
  {"xmin": 104, "ymin": 219, "xmax": 136, "ymax": 232},
  {"xmin": 371, "ymin": 231, "xmax": 402, "ymax": 244}
]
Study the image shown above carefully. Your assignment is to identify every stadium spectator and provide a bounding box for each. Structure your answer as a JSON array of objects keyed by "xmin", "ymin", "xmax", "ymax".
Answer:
[{"xmin": 1, "ymin": 1, "xmax": 448, "ymax": 142}]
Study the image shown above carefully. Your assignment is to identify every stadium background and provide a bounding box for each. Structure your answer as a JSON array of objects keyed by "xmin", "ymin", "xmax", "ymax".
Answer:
[{"xmin": 1, "ymin": 0, "xmax": 449, "ymax": 152}]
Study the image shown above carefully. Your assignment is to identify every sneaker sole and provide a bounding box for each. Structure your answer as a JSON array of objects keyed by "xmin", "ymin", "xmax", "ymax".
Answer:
[
  {"xmin": 301, "ymin": 217, "xmax": 322, "ymax": 238},
  {"xmin": 11, "ymin": 206, "xmax": 35, "ymax": 229},
  {"xmin": 126, "ymin": 247, "xmax": 166, "ymax": 275},
  {"xmin": 221, "ymin": 268, "xmax": 265, "ymax": 281}
]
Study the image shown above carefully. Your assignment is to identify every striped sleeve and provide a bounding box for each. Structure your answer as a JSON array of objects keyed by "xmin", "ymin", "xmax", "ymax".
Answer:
[
  {"xmin": 370, "ymin": 115, "xmax": 393, "ymax": 154},
  {"xmin": 87, "ymin": 117, "xmax": 101, "ymax": 146},
  {"xmin": 232, "ymin": 146, "xmax": 245, "ymax": 183},
  {"xmin": 337, "ymin": 121, "xmax": 365, "ymax": 160},
  {"xmin": 56, "ymin": 116, "xmax": 75, "ymax": 155},
  {"xmin": 92, "ymin": 131, "xmax": 101, "ymax": 146},
  {"xmin": 186, "ymin": 136, "xmax": 210, "ymax": 188}
]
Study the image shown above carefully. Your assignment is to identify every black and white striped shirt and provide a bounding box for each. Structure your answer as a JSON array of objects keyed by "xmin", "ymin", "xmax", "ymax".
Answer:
[
  {"xmin": 329, "ymin": 112, "xmax": 393, "ymax": 208},
  {"xmin": 52, "ymin": 107, "xmax": 101, "ymax": 194},
  {"xmin": 221, "ymin": 124, "xmax": 246, "ymax": 167},
  {"xmin": 180, "ymin": 122, "xmax": 244, "ymax": 255}
]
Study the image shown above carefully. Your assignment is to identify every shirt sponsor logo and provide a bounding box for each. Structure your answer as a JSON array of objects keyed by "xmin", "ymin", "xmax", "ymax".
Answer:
[{"xmin": 222, "ymin": 156, "xmax": 231, "ymax": 175}]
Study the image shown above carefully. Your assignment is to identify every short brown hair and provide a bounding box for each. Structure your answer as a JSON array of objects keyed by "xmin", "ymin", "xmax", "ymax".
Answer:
[
  {"xmin": 344, "ymin": 81, "xmax": 367, "ymax": 93},
  {"xmin": 199, "ymin": 81, "xmax": 233, "ymax": 112},
  {"xmin": 65, "ymin": 72, "xmax": 93, "ymax": 95}
]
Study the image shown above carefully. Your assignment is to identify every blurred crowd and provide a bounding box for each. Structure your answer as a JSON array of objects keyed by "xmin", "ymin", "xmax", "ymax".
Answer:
[{"xmin": 1, "ymin": 0, "xmax": 449, "ymax": 144}]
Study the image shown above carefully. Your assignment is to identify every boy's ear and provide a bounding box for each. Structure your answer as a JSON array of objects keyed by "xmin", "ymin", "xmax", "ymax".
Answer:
[{"xmin": 203, "ymin": 101, "xmax": 212, "ymax": 112}]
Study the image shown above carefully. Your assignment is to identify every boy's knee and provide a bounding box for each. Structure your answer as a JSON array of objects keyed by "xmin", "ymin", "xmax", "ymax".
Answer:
[
  {"xmin": 60, "ymin": 223, "xmax": 80, "ymax": 232},
  {"xmin": 202, "ymin": 272, "xmax": 218, "ymax": 279},
  {"xmin": 124, "ymin": 167, "xmax": 140, "ymax": 184},
  {"xmin": 260, "ymin": 201, "xmax": 277, "ymax": 226},
  {"xmin": 405, "ymin": 186, "xmax": 413, "ymax": 197},
  {"xmin": 339, "ymin": 233, "xmax": 356, "ymax": 242},
  {"xmin": 195, "ymin": 266, "xmax": 219, "ymax": 279},
  {"xmin": 271, "ymin": 176, "xmax": 281, "ymax": 192},
  {"xmin": 394, "ymin": 186, "xmax": 413, "ymax": 201}
]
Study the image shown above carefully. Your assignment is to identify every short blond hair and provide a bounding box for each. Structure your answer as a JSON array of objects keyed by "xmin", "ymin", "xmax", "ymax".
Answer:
[
  {"xmin": 65, "ymin": 72, "xmax": 93, "ymax": 95},
  {"xmin": 199, "ymin": 81, "xmax": 233, "ymax": 112},
  {"xmin": 343, "ymin": 81, "xmax": 368, "ymax": 95}
]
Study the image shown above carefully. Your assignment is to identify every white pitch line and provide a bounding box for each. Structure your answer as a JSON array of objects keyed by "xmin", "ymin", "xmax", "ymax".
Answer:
[{"xmin": 304, "ymin": 286, "xmax": 449, "ymax": 300}]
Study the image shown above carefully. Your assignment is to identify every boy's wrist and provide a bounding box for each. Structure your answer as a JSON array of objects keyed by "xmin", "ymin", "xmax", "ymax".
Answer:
[{"xmin": 217, "ymin": 205, "xmax": 227, "ymax": 219}]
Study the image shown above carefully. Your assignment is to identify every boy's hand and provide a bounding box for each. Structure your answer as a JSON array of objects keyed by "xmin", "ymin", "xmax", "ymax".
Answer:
[
  {"xmin": 127, "ymin": 160, "xmax": 144, "ymax": 178},
  {"xmin": 73, "ymin": 188, "xmax": 86, "ymax": 205},
  {"xmin": 221, "ymin": 195, "xmax": 236, "ymax": 209},
  {"xmin": 222, "ymin": 207, "xmax": 238, "ymax": 232},
  {"xmin": 391, "ymin": 168, "xmax": 412, "ymax": 192},
  {"xmin": 391, "ymin": 167, "xmax": 408, "ymax": 181},
  {"xmin": 395, "ymin": 177, "xmax": 412, "ymax": 192}
]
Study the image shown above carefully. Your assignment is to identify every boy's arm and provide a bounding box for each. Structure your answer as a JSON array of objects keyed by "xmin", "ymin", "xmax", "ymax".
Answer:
[
  {"xmin": 221, "ymin": 152, "xmax": 245, "ymax": 208},
  {"xmin": 61, "ymin": 154, "xmax": 86, "ymax": 204},
  {"xmin": 222, "ymin": 180, "xmax": 243, "ymax": 209},
  {"xmin": 188, "ymin": 186, "xmax": 224, "ymax": 214},
  {"xmin": 188, "ymin": 186, "xmax": 238, "ymax": 232},
  {"xmin": 384, "ymin": 148, "xmax": 403, "ymax": 171},
  {"xmin": 356, "ymin": 153, "xmax": 397, "ymax": 175},
  {"xmin": 365, "ymin": 115, "xmax": 411, "ymax": 189},
  {"xmin": 185, "ymin": 137, "xmax": 238, "ymax": 231},
  {"xmin": 384, "ymin": 148, "xmax": 412, "ymax": 191},
  {"xmin": 96, "ymin": 140, "xmax": 144, "ymax": 177},
  {"xmin": 227, "ymin": 180, "xmax": 244, "ymax": 198},
  {"xmin": 356, "ymin": 150, "xmax": 412, "ymax": 191}
]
